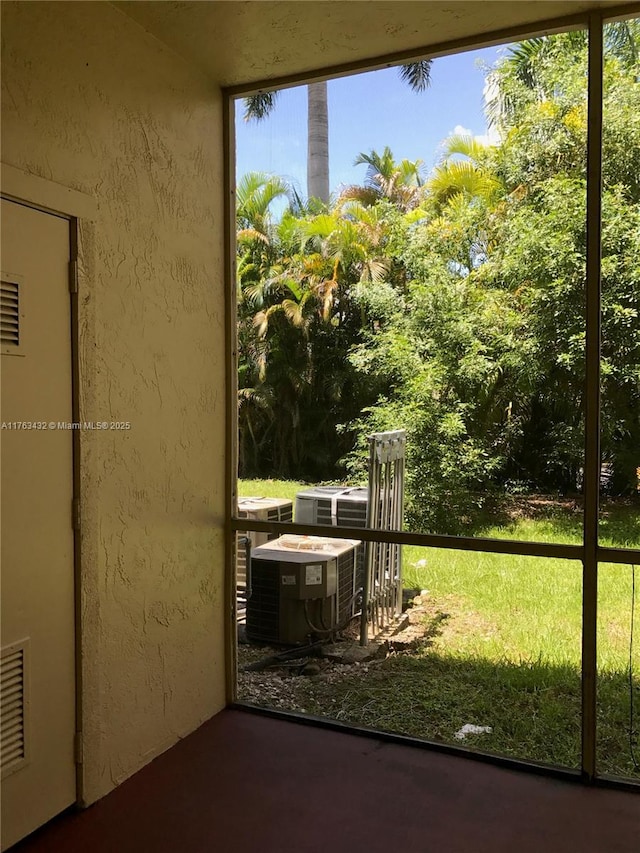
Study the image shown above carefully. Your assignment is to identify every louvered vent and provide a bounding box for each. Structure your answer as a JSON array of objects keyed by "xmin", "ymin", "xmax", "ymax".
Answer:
[
  {"xmin": 1, "ymin": 279, "xmax": 21, "ymax": 349},
  {"xmin": 337, "ymin": 548, "xmax": 362, "ymax": 624},
  {"xmin": 236, "ymin": 498, "xmax": 293, "ymax": 586},
  {"xmin": 245, "ymin": 559, "xmax": 280, "ymax": 643},
  {"xmin": 1, "ymin": 641, "xmax": 29, "ymax": 778}
]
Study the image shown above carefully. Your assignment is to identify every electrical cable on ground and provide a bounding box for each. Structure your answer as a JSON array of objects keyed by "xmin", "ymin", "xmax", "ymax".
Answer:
[
  {"xmin": 240, "ymin": 640, "xmax": 324, "ymax": 672},
  {"xmin": 243, "ymin": 590, "xmax": 369, "ymax": 672}
]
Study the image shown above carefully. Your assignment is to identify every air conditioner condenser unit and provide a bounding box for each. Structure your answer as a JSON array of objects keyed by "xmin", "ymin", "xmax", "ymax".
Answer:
[
  {"xmin": 246, "ymin": 536, "xmax": 360, "ymax": 645},
  {"xmin": 295, "ymin": 486, "xmax": 369, "ymax": 527},
  {"xmin": 236, "ymin": 497, "xmax": 293, "ymax": 588},
  {"xmin": 295, "ymin": 487, "xmax": 368, "ymax": 619}
]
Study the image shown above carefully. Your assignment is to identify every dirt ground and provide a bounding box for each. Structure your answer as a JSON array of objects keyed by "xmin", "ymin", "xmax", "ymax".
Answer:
[{"xmin": 236, "ymin": 592, "xmax": 444, "ymax": 712}]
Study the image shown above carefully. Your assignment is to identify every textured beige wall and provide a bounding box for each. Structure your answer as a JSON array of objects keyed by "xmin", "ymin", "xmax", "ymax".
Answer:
[
  {"xmin": 117, "ymin": 0, "xmax": 637, "ymax": 87},
  {"xmin": 1, "ymin": 1, "xmax": 226, "ymax": 804}
]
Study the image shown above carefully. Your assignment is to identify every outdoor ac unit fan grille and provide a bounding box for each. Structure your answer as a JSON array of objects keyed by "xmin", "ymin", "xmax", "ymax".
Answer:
[
  {"xmin": 315, "ymin": 502, "xmax": 332, "ymax": 525},
  {"xmin": 314, "ymin": 500, "xmax": 369, "ymax": 527},
  {"xmin": 337, "ymin": 549, "xmax": 362, "ymax": 624},
  {"xmin": 267, "ymin": 505, "xmax": 293, "ymax": 524},
  {"xmin": 245, "ymin": 561, "xmax": 279, "ymax": 643}
]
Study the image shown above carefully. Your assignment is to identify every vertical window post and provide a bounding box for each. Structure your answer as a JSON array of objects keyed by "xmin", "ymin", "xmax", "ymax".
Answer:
[{"xmin": 582, "ymin": 11, "xmax": 604, "ymax": 782}]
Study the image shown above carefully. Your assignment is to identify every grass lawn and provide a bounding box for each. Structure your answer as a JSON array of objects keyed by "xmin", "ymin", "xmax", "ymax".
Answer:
[{"xmin": 238, "ymin": 479, "xmax": 640, "ymax": 779}]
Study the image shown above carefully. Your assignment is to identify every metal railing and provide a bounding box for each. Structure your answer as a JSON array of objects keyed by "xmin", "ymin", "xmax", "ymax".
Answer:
[{"xmin": 360, "ymin": 430, "xmax": 406, "ymax": 644}]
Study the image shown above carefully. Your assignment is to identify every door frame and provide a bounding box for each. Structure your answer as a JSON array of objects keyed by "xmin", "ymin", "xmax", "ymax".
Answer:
[{"xmin": 1, "ymin": 163, "xmax": 96, "ymax": 807}]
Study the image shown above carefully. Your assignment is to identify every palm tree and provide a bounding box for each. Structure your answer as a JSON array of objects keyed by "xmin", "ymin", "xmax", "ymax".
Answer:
[
  {"xmin": 238, "ymin": 188, "xmax": 401, "ymax": 477},
  {"xmin": 243, "ymin": 61, "xmax": 433, "ymax": 204},
  {"xmin": 236, "ymin": 171, "xmax": 294, "ymax": 305},
  {"xmin": 337, "ymin": 146, "xmax": 425, "ymax": 211},
  {"xmin": 307, "ymin": 82, "xmax": 329, "ymax": 203},
  {"xmin": 236, "ymin": 171, "xmax": 291, "ymax": 238}
]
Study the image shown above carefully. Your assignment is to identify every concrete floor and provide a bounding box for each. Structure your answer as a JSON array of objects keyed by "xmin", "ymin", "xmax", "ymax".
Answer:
[{"xmin": 13, "ymin": 709, "xmax": 640, "ymax": 853}]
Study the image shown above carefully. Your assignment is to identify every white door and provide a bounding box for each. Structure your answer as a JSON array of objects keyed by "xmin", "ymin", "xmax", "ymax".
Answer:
[{"xmin": 1, "ymin": 199, "xmax": 76, "ymax": 850}]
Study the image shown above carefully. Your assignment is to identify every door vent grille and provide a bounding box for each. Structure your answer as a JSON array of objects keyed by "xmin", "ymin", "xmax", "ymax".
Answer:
[
  {"xmin": 1, "ymin": 640, "xmax": 30, "ymax": 778},
  {"xmin": 1, "ymin": 279, "xmax": 21, "ymax": 348}
]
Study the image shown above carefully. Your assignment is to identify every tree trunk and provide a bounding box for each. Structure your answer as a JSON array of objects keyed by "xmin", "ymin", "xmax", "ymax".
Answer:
[{"xmin": 307, "ymin": 81, "xmax": 329, "ymax": 203}]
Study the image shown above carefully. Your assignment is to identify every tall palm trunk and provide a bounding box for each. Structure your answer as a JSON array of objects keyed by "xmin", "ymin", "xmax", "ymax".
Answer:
[
  {"xmin": 307, "ymin": 81, "xmax": 329, "ymax": 203},
  {"xmin": 246, "ymin": 63, "xmax": 431, "ymax": 205}
]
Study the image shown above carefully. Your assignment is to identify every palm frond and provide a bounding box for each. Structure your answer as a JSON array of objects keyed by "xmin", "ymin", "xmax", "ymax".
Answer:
[
  {"xmin": 238, "ymin": 386, "xmax": 274, "ymax": 412},
  {"xmin": 604, "ymin": 19, "xmax": 640, "ymax": 66},
  {"xmin": 253, "ymin": 304, "xmax": 283, "ymax": 337},
  {"xmin": 484, "ymin": 69, "xmax": 514, "ymax": 130},
  {"xmin": 281, "ymin": 299, "xmax": 306, "ymax": 327},
  {"xmin": 354, "ymin": 146, "xmax": 396, "ymax": 184},
  {"xmin": 236, "ymin": 227, "xmax": 270, "ymax": 245},
  {"xmin": 398, "ymin": 60, "xmax": 433, "ymax": 93},
  {"xmin": 397, "ymin": 158, "xmax": 425, "ymax": 186},
  {"xmin": 243, "ymin": 91, "xmax": 279, "ymax": 121},
  {"xmin": 236, "ymin": 172, "xmax": 291, "ymax": 224},
  {"xmin": 336, "ymin": 185, "xmax": 381, "ymax": 208},
  {"xmin": 428, "ymin": 161, "xmax": 501, "ymax": 205},
  {"xmin": 337, "ymin": 200, "xmax": 377, "ymax": 227},
  {"xmin": 360, "ymin": 259, "xmax": 390, "ymax": 285},
  {"xmin": 316, "ymin": 278, "xmax": 339, "ymax": 320},
  {"xmin": 443, "ymin": 134, "xmax": 492, "ymax": 163},
  {"xmin": 506, "ymin": 37, "xmax": 548, "ymax": 89}
]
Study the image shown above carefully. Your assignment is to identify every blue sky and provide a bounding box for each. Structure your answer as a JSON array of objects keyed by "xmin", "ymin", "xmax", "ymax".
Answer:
[{"xmin": 235, "ymin": 44, "xmax": 505, "ymax": 198}]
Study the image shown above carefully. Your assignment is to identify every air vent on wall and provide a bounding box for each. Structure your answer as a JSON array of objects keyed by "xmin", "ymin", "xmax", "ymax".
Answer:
[
  {"xmin": 1, "ymin": 276, "xmax": 25, "ymax": 355},
  {"xmin": 1, "ymin": 640, "xmax": 30, "ymax": 778}
]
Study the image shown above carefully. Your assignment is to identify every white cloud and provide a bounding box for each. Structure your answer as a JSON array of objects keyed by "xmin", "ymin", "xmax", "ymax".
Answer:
[
  {"xmin": 449, "ymin": 122, "xmax": 500, "ymax": 148},
  {"xmin": 474, "ymin": 126, "xmax": 501, "ymax": 146}
]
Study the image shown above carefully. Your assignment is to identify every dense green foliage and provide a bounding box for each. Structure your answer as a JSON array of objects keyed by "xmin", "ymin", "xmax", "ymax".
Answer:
[{"xmin": 237, "ymin": 27, "xmax": 640, "ymax": 532}]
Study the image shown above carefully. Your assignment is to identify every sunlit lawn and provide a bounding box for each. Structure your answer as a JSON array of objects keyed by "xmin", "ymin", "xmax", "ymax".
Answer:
[
  {"xmin": 239, "ymin": 479, "xmax": 308, "ymax": 501},
  {"xmin": 238, "ymin": 479, "xmax": 640, "ymax": 778}
]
